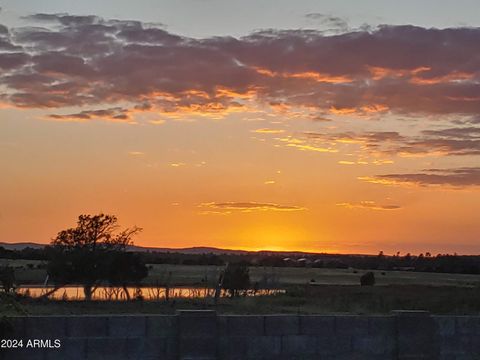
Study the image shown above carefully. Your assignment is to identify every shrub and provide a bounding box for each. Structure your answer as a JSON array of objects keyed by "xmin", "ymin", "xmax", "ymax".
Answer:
[
  {"xmin": 360, "ymin": 271, "xmax": 375, "ymax": 286},
  {"xmin": 222, "ymin": 263, "xmax": 250, "ymax": 297}
]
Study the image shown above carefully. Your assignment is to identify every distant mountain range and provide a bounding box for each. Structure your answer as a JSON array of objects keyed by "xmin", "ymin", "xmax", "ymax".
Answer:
[
  {"xmin": 0, "ymin": 242, "xmax": 45, "ymax": 250},
  {"xmin": 0, "ymin": 241, "xmax": 318, "ymax": 256}
]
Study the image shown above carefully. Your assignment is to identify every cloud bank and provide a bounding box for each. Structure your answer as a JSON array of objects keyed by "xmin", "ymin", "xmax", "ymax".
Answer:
[
  {"xmin": 300, "ymin": 127, "xmax": 480, "ymax": 157},
  {"xmin": 1, "ymin": 14, "xmax": 480, "ymax": 121}
]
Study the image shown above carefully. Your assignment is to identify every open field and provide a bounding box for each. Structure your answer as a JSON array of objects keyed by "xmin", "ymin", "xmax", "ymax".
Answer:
[
  {"xmin": 4, "ymin": 260, "xmax": 480, "ymax": 314},
  {"xmin": 3, "ymin": 259, "xmax": 480, "ymax": 287},
  {"xmin": 4, "ymin": 258, "xmax": 480, "ymax": 316}
]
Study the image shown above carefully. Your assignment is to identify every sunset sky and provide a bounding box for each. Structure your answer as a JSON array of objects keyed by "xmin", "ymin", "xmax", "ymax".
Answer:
[{"xmin": 1, "ymin": 1, "xmax": 480, "ymax": 254}]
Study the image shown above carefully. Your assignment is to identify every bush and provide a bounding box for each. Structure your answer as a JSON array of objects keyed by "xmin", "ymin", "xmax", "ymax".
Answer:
[
  {"xmin": 222, "ymin": 263, "xmax": 250, "ymax": 298},
  {"xmin": 360, "ymin": 271, "xmax": 375, "ymax": 286},
  {"xmin": 0, "ymin": 266, "xmax": 15, "ymax": 293}
]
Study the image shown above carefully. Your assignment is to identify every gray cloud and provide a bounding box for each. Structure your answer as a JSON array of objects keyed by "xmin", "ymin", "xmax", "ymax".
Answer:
[
  {"xmin": 303, "ymin": 127, "xmax": 480, "ymax": 157},
  {"xmin": 362, "ymin": 167, "xmax": 480, "ymax": 188},
  {"xmin": 305, "ymin": 13, "xmax": 349, "ymax": 32},
  {"xmin": 48, "ymin": 107, "xmax": 131, "ymax": 122},
  {"xmin": 1, "ymin": 14, "xmax": 480, "ymax": 120}
]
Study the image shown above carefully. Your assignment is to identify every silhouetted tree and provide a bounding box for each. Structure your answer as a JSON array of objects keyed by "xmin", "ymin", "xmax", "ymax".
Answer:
[
  {"xmin": 222, "ymin": 263, "xmax": 250, "ymax": 298},
  {"xmin": 47, "ymin": 214, "xmax": 145, "ymax": 300},
  {"xmin": 105, "ymin": 252, "xmax": 148, "ymax": 300}
]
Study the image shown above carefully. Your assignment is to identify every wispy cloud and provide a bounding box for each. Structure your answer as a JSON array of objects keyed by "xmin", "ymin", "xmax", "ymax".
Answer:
[
  {"xmin": 251, "ymin": 128, "xmax": 285, "ymax": 134},
  {"xmin": 277, "ymin": 136, "xmax": 338, "ymax": 153},
  {"xmin": 198, "ymin": 201, "xmax": 307, "ymax": 213},
  {"xmin": 128, "ymin": 151, "xmax": 145, "ymax": 156},
  {"xmin": 336, "ymin": 201, "xmax": 402, "ymax": 211}
]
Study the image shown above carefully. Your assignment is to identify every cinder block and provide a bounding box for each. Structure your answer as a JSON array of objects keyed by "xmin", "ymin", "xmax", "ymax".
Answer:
[
  {"xmin": 67, "ymin": 316, "xmax": 108, "ymax": 338},
  {"xmin": 217, "ymin": 336, "xmax": 248, "ymax": 360},
  {"xmin": 352, "ymin": 334, "xmax": 395, "ymax": 357},
  {"xmin": 277, "ymin": 356, "xmax": 320, "ymax": 360},
  {"xmin": 25, "ymin": 316, "xmax": 67, "ymax": 338},
  {"xmin": 265, "ymin": 315, "xmax": 299, "ymax": 335},
  {"xmin": 246, "ymin": 336, "xmax": 281, "ymax": 358},
  {"xmin": 177, "ymin": 311, "xmax": 217, "ymax": 359},
  {"xmin": 145, "ymin": 316, "xmax": 177, "ymax": 337},
  {"xmin": 165, "ymin": 337, "xmax": 177, "ymax": 359},
  {"xmin": 139, "ymin": 337, "xmax": 171, "ymax": 360},
  {"xmin": 124, "ymin": 338, "xmax": 142, "ymax": 359},
  {"xmin": 317, "ymin": 333, "xmax": 352, "ymax": 356},
  {"xmin": 300, "ymin": 315, "xmax": 335, "ymax": 336},
  {"xmin": 394, "ymin": 311, "xmax": 439, "ymax": 359},
  {"xmin": 2, "ymin": 347, "xmax": 45, "ymax": 360},
  {"xmin": 125, "ymin": 337, "xmax": 174, "ymax": 360},
  {"xmin": 4, "ymin": 317, "xmax": 26, "ymax": 338},
  {"xmin": 178, "ymin": 336, "xmax": 217, "ymax": 359},
  {"xmin": 434, "ymin": 316, "xmax": 456, "ymax": 337},
  {"xmin": 86, "ymin": 337, "xmax": 127, "ymax": 359},
  {"xmin": 455, "ymin": 316, "xmax": 480, "ymax": 335},
  {"xmin": 317, "ymin": 354, "xmax": 375, "ymax": 360},
  {"xmin": 437, "ymin": 334, "xmax": 465, "ymax": 357},
  {"xmin": 225, "ymin": 315, "xmax": 264, "ymax": 336},
  {"xmin": 368, "ymin": 316, "xmax": 395, "ymax": 336},
  {"xmin": 218, "ymin": 315, "xmax": 228, "ymax": 336},
  {"xmin": 468, "ymin": 332, "xmax": 480, "ymax": 355},
  {"xmin": 315, "ymin": 334, "xmax": 337, "ymax": 355},
  {"xmin": 108, "ymin": 316, "xmax": 146, "ymax": 338},
  {"xmin": 44, "ymin": 338, "xmax": 86, "ymax": 360},
  {"xmin": 178, "ymin": 311, "xmax": 217, "ymax": 338},
  {"xmin": 335, "ymin": 316, "xmax": 369, "ymax": 337},
  {"xmin": 281, "ymin": 335, "xmax": 317, "ymax": 355}
]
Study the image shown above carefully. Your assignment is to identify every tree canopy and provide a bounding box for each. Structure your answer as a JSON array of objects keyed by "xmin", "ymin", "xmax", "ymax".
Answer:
[{"xmin": 47, "ymin": 214, "xmax": 147, "ymax": 300}]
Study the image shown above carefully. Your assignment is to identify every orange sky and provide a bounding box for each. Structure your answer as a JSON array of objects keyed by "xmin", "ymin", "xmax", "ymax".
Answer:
[{"xmin": 1, "ymin": 10, "xmax": 480, "ymax": 254}]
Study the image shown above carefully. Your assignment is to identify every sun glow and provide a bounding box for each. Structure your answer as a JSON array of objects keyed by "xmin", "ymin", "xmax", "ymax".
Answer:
[{"xmin": 235, "ymin": 223, "xmax": 310, "ymax": 252}]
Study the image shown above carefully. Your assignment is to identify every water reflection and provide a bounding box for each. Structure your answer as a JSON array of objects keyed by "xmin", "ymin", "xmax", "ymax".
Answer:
[{"xmin": 17, "ymin": 286, "xmax": 284, "ymax": 301}]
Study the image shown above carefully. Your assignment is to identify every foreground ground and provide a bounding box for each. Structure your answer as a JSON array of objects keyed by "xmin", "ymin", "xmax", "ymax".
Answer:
[{"xmin": 2, "ymin": 284, "xmax": 480, "ymax": 316}]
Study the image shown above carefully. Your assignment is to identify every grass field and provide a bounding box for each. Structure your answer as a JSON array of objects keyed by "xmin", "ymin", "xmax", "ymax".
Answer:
[
  {"xmin": 3, "ymin": 259, "xmax": 480, "ymax": 288},
  {"xmin": 3, "ymin": 259, "xmax": 480, "ymax": 316}
]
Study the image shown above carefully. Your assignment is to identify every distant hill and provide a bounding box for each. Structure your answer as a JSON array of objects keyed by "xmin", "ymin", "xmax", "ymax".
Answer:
[
  {"xmin": 0, "ymin": 241, "xmax": 316, "ymax": 256},
  {"xmin": 0, "ymin": 242, "xmax": 45, "ymax": 250},
  {"xmin": 127, "ymin": 245, "xmax": 251, "ymax": 255}
]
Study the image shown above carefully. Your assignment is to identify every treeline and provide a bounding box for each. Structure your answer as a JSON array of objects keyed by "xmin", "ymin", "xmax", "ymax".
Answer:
[
  {"xmin": 0, "ymin": 247, "xmax": 46, "ymax": 261},
  {"xmin": 2, "ymin": 246, "xmax": 480, "ymax": 275}
]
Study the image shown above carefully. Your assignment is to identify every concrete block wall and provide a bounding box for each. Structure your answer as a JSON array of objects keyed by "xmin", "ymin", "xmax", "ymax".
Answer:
[
  {"xmin": 218, "ymin": 314, "xmax": 397, "ymax": 360},
  {"xmin": 434, "ymin": 315, "xmax": 480, "ymax": 359},
  {"xmin": 2, "ymin": 312, "xmax": 480, "ymax": 359},
  {"xmin": 1, "ymin": 315, "xmax": 177, "ymax": 360}
]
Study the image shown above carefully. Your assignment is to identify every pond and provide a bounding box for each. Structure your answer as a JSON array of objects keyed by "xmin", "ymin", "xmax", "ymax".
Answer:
[{"xmin": 16, "ymin": 286, "xmax": 285, "ymax": 301}]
